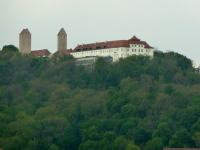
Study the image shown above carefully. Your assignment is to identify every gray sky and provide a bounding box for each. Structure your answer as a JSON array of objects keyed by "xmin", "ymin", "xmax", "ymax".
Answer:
[{"xmin": 1, "ymin": 0, "xmax": 200, "ymax": 66}]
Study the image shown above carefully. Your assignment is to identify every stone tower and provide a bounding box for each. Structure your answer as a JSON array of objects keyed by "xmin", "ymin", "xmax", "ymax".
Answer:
[
  {"xmin": 19, "ymin": 28, "xmax": 31, "ymax": 54},
  {"xmin": 57, "ymin": 28, "xmax": 67, "ymax": 51}
]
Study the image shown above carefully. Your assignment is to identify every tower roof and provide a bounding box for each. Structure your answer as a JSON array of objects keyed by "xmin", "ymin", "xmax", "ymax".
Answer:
[
  {"xmin": 20, "ymin": 28, "xmax": 31, "ymax": 35},
  {"xmin": 128, "ymin": 36, "xmax": 140, "ymax": 41},
  {"xmin": 58, "ymin": 28, "xmax": 67, "ymax": 36}
]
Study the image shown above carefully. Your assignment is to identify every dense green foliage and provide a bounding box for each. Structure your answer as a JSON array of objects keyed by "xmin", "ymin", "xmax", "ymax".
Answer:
[
  {"xmin": 0, "ymin": 46, "xmax": 200, "ymax": 150},
  {"xmin": 1, "ymin": 45, "xmax": 19, "ymax": 53}
]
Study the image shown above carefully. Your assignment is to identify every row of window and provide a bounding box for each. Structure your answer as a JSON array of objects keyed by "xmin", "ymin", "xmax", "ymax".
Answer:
[
  {"xmin": 86, "ymin": 53, "xmax": 149, "ymax": 57},
  {"xmin": 74, "ymin": 53, "xmax": 149, "ymax": 59},
  {"xmin": 131, "ymin": 45, "xmax": 144, "ymax": 47},
  {"xmin": 129, "ymin": 49, "xmax": 151, "ymax": 52},
  {"xmin": 75, "ymin": 52, "xmax": 150, "ymax": 57},
  {"xmin": 72, "ymin": 48, "xmax": 152, "ymax": 55}
]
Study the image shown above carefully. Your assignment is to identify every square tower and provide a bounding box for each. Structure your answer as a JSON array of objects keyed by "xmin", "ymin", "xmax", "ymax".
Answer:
[
  {"xmin": 19, "ymin": 29, "xmax": 31, "ymax": 54},
  {"xmin": 57, "ymin": 28, "xmax": 67, "ymax": 51}
]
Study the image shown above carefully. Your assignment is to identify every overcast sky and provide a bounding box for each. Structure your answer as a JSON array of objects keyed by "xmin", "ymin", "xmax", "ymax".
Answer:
[{"xmin": 0, "ymin": 0, "xmax": 200, "ymax": 65}]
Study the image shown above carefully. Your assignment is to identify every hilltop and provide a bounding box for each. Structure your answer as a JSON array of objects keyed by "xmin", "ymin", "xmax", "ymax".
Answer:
[{"xmin": 0, "ymin": 45, "xmax": 200, "ymax": 150}]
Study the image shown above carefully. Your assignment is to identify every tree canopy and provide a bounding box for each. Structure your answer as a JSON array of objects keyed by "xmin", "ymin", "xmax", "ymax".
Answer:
[{"xmin": 0, "ymin": 45, "xmax": 200, "ymax": 150}]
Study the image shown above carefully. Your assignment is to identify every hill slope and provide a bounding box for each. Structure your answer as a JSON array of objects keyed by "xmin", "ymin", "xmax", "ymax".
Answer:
[{"xmin": 0, "ymin": 45, "xmax": 200, "ymax": 150}]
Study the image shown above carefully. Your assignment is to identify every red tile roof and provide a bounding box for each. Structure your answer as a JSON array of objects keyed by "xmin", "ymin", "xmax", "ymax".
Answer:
[
  {"xmin": 129, "ymin": 36, "xmax": 141, "ymax": 41},
  {"xmin": 72, "ymin": 36, "xmax": 152, "ymax": 53},
  {"xmin": 30, "ymin": 49, "xmax": 51, "ymax": 56},
  {"xmin": 20, "ymin": 30, "xmax": 25, "ymax": 35},
  {"xmin": 55, "ymin": 49, "xmax": 72, "ymax": 55},
  {"xmin": 20, "ymin": 29, "xmax": 31, "ymax": 35}
]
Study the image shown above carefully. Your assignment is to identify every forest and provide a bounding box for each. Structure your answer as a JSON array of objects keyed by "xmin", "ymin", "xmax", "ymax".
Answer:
[{"xmin": 0, "ymin": 45, "xmax": 200, "ymax": 150}]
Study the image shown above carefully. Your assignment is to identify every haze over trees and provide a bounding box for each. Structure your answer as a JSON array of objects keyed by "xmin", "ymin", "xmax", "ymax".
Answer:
[{"xmin": 0, "ymin": 45, "xmax": 200, "ymax": 150}]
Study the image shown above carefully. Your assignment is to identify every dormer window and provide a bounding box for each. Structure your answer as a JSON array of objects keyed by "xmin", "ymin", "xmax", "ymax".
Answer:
[{"xmin": 96, "ymin": 46, "xmax": 101, "ymax": 49}]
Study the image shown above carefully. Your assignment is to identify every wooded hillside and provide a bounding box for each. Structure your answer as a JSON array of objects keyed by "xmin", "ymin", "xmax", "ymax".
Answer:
[{"xmin": 0, "ymin": 45, "xmax": 200, "ymax": 150}]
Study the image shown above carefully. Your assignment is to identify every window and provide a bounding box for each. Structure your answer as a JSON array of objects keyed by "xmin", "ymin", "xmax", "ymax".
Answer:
[
  {"xmin": 141, "ymin": 49, "xmax": 143, "ymax": 52},
  {"xmin": 135, "ymin": 45, "xmax": 136, "ymax": 47},
  {"xmin": 132, "ymin": 49, "xmax": 133, "ymax": 52},
  {"xmin": 121, "ymin": 48, "xmax": 123, "ymax": 51},
  {"xmin": 138, "ymin": 49, "xmax": 140, "ymax": 52},
  {"xmin": 139, "ymin": 45, "xmax": 140, "ymax": 47},
  {"xmin": 146, "ymin": 49, "xmax": 148, "ymax": 52},
  {"xmin": 135, "ymin": 49, "xmax": 137, "ymax": 52},
  {"xmin": 127, "ymin": 49, "xmax": 129, "ymax": 51}
]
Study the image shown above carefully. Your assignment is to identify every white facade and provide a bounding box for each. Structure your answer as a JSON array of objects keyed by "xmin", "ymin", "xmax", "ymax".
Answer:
[{"xmin": 71, "ymin": 44, "xmax": 154, "ymax": 62}]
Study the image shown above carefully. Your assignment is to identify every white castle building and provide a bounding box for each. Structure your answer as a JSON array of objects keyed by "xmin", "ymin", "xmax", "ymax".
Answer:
[
  {"xmin": 70, "ymin": 36, "xmax": 154, "ymax": 62},
  {"xmin": 19, "ymin": 28, "xmax": 154, "ymax": 62}
]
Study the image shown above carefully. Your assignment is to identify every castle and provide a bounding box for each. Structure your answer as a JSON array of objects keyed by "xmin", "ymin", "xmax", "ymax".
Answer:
[
  {"xmin": 19, "ymin": 28, "xmax": 154, "ymax": 62},
  {"xmin": 19, "ymin": 28, "xmax": 70, "ymax": 57}
]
